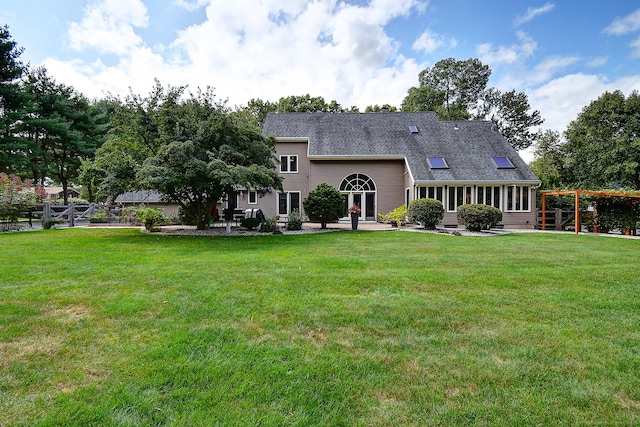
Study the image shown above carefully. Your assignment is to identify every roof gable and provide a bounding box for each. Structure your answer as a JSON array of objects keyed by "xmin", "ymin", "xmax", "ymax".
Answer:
[{"xmin": 263, "ymin": 112, "xmax": 539, "ymax": 183}]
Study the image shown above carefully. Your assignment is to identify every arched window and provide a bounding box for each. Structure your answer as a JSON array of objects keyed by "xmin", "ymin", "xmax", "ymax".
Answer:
[{"xmin": 339, "ymin": 173, "xmax": 376, "ymax": 192}]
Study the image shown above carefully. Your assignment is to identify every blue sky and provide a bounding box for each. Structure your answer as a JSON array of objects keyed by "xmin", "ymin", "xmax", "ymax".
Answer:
[{"xmin": 2, "ymin": 1, "xmax": 640, "ymax": 159}]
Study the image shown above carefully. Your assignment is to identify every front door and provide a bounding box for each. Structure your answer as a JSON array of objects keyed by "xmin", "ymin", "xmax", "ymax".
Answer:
[{"xmin": 339, "ymin": 173, "xmax": 377, "ymax": 221}]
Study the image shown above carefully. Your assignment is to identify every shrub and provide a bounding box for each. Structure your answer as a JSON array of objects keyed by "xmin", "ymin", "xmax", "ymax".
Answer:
[
  {"xmin": 241, "ymin": 217, "xmax": 261, "ymax": 230},
  {"xmin": 136, "ymin": 205, "xmax": 167, "ymax": 231},
  {"xmin": 286, "ymin": 209, "xmax": 303, "ymax": 230},
  {"xmin": 119, "ymin": 206, "xmax": 138, "ymax": 224},
  {"xmin": 407, "ymin": 198, "xmax": 445, "ymax": 229},
  {"xmin": 51, "ymin": 197, "xmax": 89, "ymax": 205},
  {"xmin": 303, "ymin": 183, "xmax": 344, "ymax": 229},
  {"xmin": 0, "ymin": 173, "xmax": 40, "ymax": 225},
  {"xmin": 457, "ymin": 204, "xmax": 503, "ymax": 231},
  {"xmin": 594, "ymin": 197, "xmax": 640, "ymax": 233},
  {"xmin": 259, "ymin": 218, "xmax": 278, "ymax": 233},
  {"xmin": 386, "ymin": 205, "xmax": 407, "ymax": 226}
]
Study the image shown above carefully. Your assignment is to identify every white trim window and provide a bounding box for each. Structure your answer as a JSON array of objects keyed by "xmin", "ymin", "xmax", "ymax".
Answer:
[
  {"xmin": 418, "ymin": 186, "xmax": 444, "ymax": 204},
  {"xmin": 248, "ymin": 190, "xmax": 258, "ymax": 205},
  {"xmin": 447, "ymin": 186, "xmax": 472, "ymax": 212},
  {"xmin": 279, "ymin": 155, "xmax": 298, "ymax": 173},
  {"xmin": 476, "ymin": 186, "xmax": 501, "ymax": 209},
  {"xmin": 506, "ymin": 185, "xmax": 530, "ymax": 212},
  {"xmin": 277, "ymin": 191, "xmax": 300, "ymax": 216}
]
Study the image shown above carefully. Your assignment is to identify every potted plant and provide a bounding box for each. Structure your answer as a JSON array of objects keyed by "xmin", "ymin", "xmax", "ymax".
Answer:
[{"xmin": 347, "ymin": 205, "xmax": 361, "ymax": 230}]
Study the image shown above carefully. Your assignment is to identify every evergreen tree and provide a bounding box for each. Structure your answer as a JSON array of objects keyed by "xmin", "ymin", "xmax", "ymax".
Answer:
[
  {"xmin": 0, "ymin": 26, "xmax": 30, "ymax": 175},
  {"xmin": 23, "ymin": 67, "xmax": 101, "ymax": 202}
]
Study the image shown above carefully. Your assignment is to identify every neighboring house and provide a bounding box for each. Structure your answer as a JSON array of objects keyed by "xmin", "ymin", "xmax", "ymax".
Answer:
[
  {"xmin": 43, "ymin": 186, "xmax": 81, "ymax": 201},
  {"xmin": 114, "ymin": 191, "xmax": 180, "ymax": 217},
  {"xmin": 241, "ymin": 111, "xmax": 541, "ymax": 229}
]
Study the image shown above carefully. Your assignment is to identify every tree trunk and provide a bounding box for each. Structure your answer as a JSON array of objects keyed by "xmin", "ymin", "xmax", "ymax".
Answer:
[{"xmin": 61, "ymin": 178, "xmax": 69, "ymax": 205}]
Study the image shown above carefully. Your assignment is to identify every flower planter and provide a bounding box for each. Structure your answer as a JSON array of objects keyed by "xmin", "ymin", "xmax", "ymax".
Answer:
[{"xmin": 350, "ymin": 213, "xmax": 359, "ymax": 230}]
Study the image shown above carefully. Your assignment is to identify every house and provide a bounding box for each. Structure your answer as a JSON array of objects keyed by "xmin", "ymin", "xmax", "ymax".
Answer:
[
  {"xmin": 236, "ymin": 111, "xmax": 541, "ymax": 229},
  {"xmin": 43, "ymin": 186, "xmax": 81, "ymax": 201}
]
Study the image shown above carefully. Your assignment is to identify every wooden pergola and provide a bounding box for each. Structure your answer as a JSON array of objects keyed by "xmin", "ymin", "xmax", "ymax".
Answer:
[{"xmin": 540, "ymin": 189, "xmax": 640, "ymax": 234}]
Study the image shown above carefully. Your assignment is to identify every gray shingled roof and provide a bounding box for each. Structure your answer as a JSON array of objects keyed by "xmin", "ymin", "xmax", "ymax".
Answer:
[
  {"xmin": 115, "ymin": 190, "xmax": 164, "ymax": 203},
  {"xmin": 263, "ymin": 111, "xmax": 540, "ymax": 184}
]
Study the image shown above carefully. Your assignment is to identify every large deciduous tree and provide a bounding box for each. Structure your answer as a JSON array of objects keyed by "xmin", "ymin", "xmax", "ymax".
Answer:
[
  {"xmin": 529, "ymin": 130, "xmax": 566, "ymax": 190},
  {"xmin": 400, "ymin": 86, "xmax": 445, "ymax": 114},
  {"xmin": 100, "ymin": 82, "xmax": 282, "ymax": 229},
  {"xmin": 563, "ymin": 90, "xmax": 640, "ymax": 189}
]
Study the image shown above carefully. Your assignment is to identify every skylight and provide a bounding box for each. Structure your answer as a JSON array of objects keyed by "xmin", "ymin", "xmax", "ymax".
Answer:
[
  {"xmin": 427, "ymin": 157, "xmax": 449, "ymax": 169},
  {"xmin": 409, "ymin": 125, "xmax": 419, "ymax": 133},
  {"xmin": 492, "ymin": 157, "xmax": 515, "ymax": 169}
]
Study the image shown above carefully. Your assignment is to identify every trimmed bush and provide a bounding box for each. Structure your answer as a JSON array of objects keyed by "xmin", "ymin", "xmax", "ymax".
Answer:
[
  {"xmin": 241, "ymin": 217, "xmax": 261, "ymax": 230},
  {"xmin": 457, "ymin": 204, "xmax": 503, "ymax": 231},
  {"xmin": 303, "ymin": 183, "xmax": 344, "ymax": 229},
  {"xmin": 407, "ymin": 198, "xmax": 444, "ymax": 229},
  {"xmin": 286, "ymin": 209, "xmax": 303, "ymax": 230}
]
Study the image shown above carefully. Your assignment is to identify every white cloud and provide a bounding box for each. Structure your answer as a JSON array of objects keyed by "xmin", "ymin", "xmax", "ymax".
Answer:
[
  {"xmin": 603, "ymin": 8, "xmax": 640, "ymax": 35},
  {"xmin": 412, "ymin": 29, "xmax": 456, "ymax": 54},
  {"xmin": 513, "ymin": 72, "xmax": 640, "ymax": 162},
  {"xmin": 631, "ymin": 36, "xmax": 640, "ymax": 58},
  {"xmin": 477, "ymin": 31, "xmax": 536, "ymax": 66},
  {"xmin": 514, "ymin": 2, "xmax": 555, "ymax": 27},
  {"xmin": 529, "ymin": 73, "xmax": 640, "ymax": 133},
  {"xmin": 529, "ymin": 55, "xmax": 580, "ymax": 84},
  {"xmin": 173, "ymin": 0, "xmax": 209, "ymax": 12},
  {"xmin": 50, "ymin": 0, "xmax": 427, "ymax": 110},
  {"xmin": 67, "ymin": 0, "xmax": 149, "ymax": 55},
  {"xmin": 165, "ymin": 0, "xmax": 427, "ymax": 107},
  {"xmin": 586, "ymin": 57, "xmax": 608, "ymax": 67}
]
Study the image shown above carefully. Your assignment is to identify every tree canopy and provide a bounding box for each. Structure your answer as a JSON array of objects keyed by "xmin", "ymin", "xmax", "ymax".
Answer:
[
  {"xmin": 21, "ymin": 67, "xmax": 104, "ymax": 202},
  {"xmin": 417, "ymin": 57, "xmax": 490, "ymax": 120},
  {"xmin": 477, "ymin": 88, "xmax": 544, "ymax": 151},
  {"xmin": 237, "ymin": 94, "xmax": 358, "ymax": 128},
  {"xmin": 0, "ymin": 25, "xmax": 30, "ymax": 175},
  {"xmin": 95, "ymin": 82, "xmax": 283, "ymax": 229},
  {"xmin": 402, "ymin": 57, "xmax": 543, "ymax": 150},
  {"xmin": 562, "ymin": 90, "xmax": 640, "ymax": 189},
  {"xmin": 531, "ymin": 90, "xmax": 640, "ymax": 194}
]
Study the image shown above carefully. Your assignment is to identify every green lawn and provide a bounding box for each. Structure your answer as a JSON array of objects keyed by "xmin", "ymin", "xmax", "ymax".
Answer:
[{"xmin": 1, "ymin": 228, "xmax": 639, "ymax": 426}]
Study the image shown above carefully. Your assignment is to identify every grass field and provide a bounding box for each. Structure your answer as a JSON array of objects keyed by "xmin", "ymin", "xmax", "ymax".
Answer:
[{"xmin": 1, "ymin": 228, "xmax": 639, "ymax": 426}]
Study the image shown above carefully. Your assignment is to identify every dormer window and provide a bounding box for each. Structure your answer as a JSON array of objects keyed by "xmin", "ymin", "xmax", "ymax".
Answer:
[
  {"xmin": 492, "ymin": 156, "xmax": 515, "ymax": 169},
  {"xmin": 427, "ymin": 157, "xmax": 449, "ymax": 169}
]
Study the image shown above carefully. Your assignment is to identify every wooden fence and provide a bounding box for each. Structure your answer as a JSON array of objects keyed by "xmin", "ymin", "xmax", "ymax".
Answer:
[
  {"xmin": 40, "ymin": 203, "xmax": 97, "ymax": 227},
  {"xmin": 537, "ymin": 209, "xmax": 595, "ymax": 231}
]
